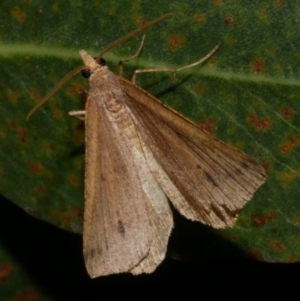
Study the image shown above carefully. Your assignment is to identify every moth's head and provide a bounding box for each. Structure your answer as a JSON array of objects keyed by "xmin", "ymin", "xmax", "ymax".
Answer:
[{"xmin": 79, "ymin": 50, "xmax": 107, "ymax": 79}]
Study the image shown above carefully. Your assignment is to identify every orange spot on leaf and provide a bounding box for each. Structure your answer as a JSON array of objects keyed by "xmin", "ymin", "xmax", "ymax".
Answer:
[
  {"xmin": 12, "ymin": 289, "xmax": 39, "ymax": 301},
  {"xmin": 251, "ymin": 59, "xmax": 264, "ymax": 74},
  {"xmin": 266, "ymin": 211, "xmax": 278, "ymax": 221},
  {"xmin": 280, "ymin": 106, "xmax": 293, "ymax": 120},
  {"xmin": 224, "ymin": 15, "xmax": 234, "ymax": 25},
  {"xmin": 9, "ymin": 121, "xmax": 27, "ymax": 143},
  {"xmin": 11, "ymin": 6, "xmax": 25, "ymax": 22},
  {"xmin": 0, "ymin": 264, "xmax": 13, "ymax": 281},
  {"xmin": 52, "ymin": 210, "xmax": 72, "ymax": 224},
  {"xmin": 10, "ymin": 121, "xmax": 17, "ymax": 129},
  {"xmin": 67, "ymin": 175, "xmax": 79, "ymax": 186},
  {"xmin": 293, "ymin": 217, "xmax": 300, "ymax": 225},
  {"xmin": 52, "ymin": 210, "xmax": 60, "ymax": 218},
  {"xmin": 8, "ymin": 92, "xmax": 17, "ymax": 103},
  {"xmin": 225, "ymin": 36, "xmax": 236, "ymax": 47},
  {"xmin": 247, "ymin": 114, "xmax": 270, "ymax": 131},
  {"xmin": 276, "ymin": 169, "xmax": 300, "ymax": 182},
  {"xmin": 70, "ymin": 207, "xmax": 82, "ymax": 218},
  {"xmin": 251, "ymin": 215, "xmax": 266, "ymax": 227},
  {"xmin": 276, "ymin": 0, "xmax": 285, "ymax": 7},
  {"xmin": 252, "ymin": 211, "xmax": 277, "ymax": 227},
  {"xmin": 193, "ymin": 12, "xmax": 206, "ymax": 23},
  {"xmin": 168, "ymin": 35, "xmax": 186, "ymax": 49},
  {"xmin": 62, "ymin": 215, "xmax": 71, "ymax": 224},
  {"xmin": 247, "ymin": 249, "xmax": 262, "ymax": 260},
  {"xmin": 280, "ymin": 136, "xmax": 299, "ymax": 155},
  {"xmin": 270, "ymin": 240, "xmax": 285, "ymax": 251},
  {"xmin": 286, "ymin": 255, "xmax": 298, "ymax": 263},
  {"xmin": 213, "ymin": 0, "xmax": 221, "ymax": 5},
  {"xmin": 19, "ymin": 128, "xmax": 27, "ymax": 143},
  {"xmin": 135, "ymin": 16, "xmax": 147, "ymax": 26},
  {"xmin": 28, "ymin": 161, "xmax": 44, "ymax": 175},
  {"xmin": 28, "ymin": 89, "xmax": 40, "ymax": 100},
  {"xmin": 194, "ymin": 83, "xmax": 206, "ymax": 94},
  {"xmin": 198, "ymin": 117, "xmax": 215, "ymax": 134},
  {"xmin": 52, "ymin": 210, "xmax": 73, "ymax": 225},
  {"xmin": 257, "ymin": 9, "xmax": 267, "ymax": 19}
]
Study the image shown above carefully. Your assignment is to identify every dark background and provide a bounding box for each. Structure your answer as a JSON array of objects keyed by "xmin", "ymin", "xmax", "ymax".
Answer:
[{"xmin": 0, "ymin": 195, "xmax": 296, "ymax": 300}]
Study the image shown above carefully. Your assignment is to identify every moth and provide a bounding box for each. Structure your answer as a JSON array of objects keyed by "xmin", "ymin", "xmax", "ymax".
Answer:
[{"xmin": 28, "ymin": 14, "xmax": 266, "ymax": 277}]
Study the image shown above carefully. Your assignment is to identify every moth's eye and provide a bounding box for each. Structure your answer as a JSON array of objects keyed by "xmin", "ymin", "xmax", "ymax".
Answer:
[
  {"xmin": 99, "ymin": 58, "xmax": 106, "ymax": 66},
  {"xmin": 96, "ymin": 57, "xmax": 106, "ymax": 66},
  {"xmin": 81, "ymin": 68, "xmax": 91, "ymax": 78}
]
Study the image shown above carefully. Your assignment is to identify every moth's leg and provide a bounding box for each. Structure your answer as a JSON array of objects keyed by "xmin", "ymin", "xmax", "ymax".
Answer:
[
  {"xmin": 68, "ymin": 90, "xmax": 88, "ymax": 121},
  {"xmin": 78, "ymin": 89, "xmax": 88, "ymax": 102},
  {"xmin": 68, "ymin": 110, "xmax": 86, "ymax": 121},
  {"xmin": 118, "ymin": 35, "xmax": 146, "ymax": 76},
  {"xmin": 131, "ymin": 44, "xmax": 220, "ymax": 84}
]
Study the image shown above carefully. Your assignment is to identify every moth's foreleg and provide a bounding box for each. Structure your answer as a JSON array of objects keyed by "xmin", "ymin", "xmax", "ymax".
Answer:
[
  {"xmin": 68, "ymin": 110, "xmax": 86, "ymax": 121},
  {"xmin": 131, "ymin": 44, "xmax": 220, "ymax": 84},
  {"xmin": 118, "ymin": 35, "xmax": 146, "ymax": 76}
]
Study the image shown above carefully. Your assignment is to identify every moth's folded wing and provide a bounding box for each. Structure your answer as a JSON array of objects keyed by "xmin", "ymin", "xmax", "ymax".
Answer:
[
  {"xmin": 84, "ymin": 96, "xmax": 172, "ymax": 277},
  {"xmin": 129, "ymin": 150, "xmax": 174, "ymax": 275},
  {"xmin": 122, "ymin": 79, "xmax": 266, "ymax": 228}
]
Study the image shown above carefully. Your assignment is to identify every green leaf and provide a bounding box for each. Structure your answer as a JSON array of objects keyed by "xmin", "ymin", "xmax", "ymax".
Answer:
[{"xmin": 1, "ymin": 2, "xmax": 300, "ymax": 289}]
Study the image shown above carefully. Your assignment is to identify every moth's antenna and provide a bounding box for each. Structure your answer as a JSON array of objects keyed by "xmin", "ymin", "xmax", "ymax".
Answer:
[
  {"xmin": 27, "ymin": 13, "xmax": 172, "ymax": 120},
  {"xmin": 97, "ymin": 13, "xmax": 172, "ymax": 60},
  {"xmin": 26, "ymin": 66, "xmax": 84, "ymax": 120}
]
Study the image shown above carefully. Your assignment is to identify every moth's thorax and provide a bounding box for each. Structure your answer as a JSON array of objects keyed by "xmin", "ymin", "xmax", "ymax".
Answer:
[{"xmin": 89, "ymin": 67, "xmax": 126, "ymax": 113}]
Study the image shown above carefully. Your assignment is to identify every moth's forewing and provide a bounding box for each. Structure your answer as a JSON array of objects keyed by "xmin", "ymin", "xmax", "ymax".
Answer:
[
  {"xmin": 83, "ymin": 62, "xmax": 173, "ymax": 277},
  {"xmin": 121, "ymin": 78, "xmax": 266, "ymax": 228}
]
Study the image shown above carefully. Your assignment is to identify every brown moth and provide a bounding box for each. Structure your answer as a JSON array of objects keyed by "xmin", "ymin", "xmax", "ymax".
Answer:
[{"xmin": 28, "ymin": 14, "xmax": 266, "ymax": 277}]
